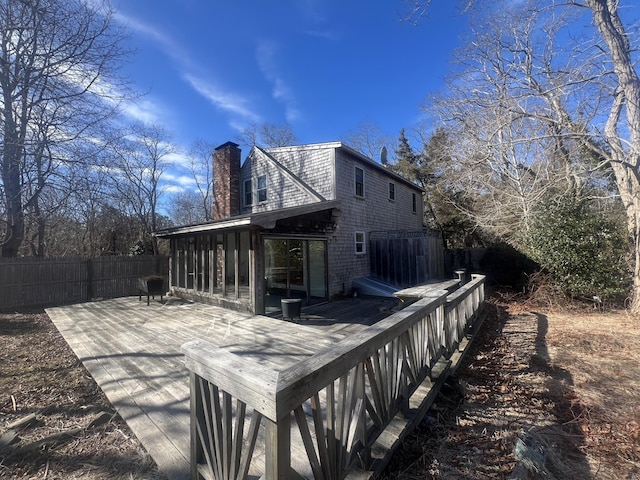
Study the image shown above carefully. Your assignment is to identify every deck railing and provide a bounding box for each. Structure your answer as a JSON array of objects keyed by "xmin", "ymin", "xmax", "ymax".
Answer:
[{"xmin": 182, "ymin": 274, "xmax": 486, "ymax": 479}]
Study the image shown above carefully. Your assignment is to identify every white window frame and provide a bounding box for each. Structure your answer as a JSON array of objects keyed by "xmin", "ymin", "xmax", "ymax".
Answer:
[
  {"xmin": 243, "ymin": 178, "xmax": 253, "ymax": 206},
  {"xmin": 354, "ymin": 230, "xmax": 366, "ymax": 255},
  {"xmin": 354, "ymin": 166, "xmax": 364, "ymax": 198},
  {"xmin": 257, "ymin": 175, "xmax": 267, "ymax": 203},
  {"xmin": 389, "ymin": 182, "xmax": 395, "ymax": 201}
]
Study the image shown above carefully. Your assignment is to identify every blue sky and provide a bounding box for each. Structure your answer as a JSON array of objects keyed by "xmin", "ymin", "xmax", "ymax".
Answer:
[
  {"xmin": 113, "ymin": 1, "xmax": 466, "ymax": 150},
  {"xmin": 108, "ymin": 1, "xmax": 468, "ymax": 201}
]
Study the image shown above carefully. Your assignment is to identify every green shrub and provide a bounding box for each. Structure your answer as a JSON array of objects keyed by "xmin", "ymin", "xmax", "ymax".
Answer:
[
  {"xmin": 478, "ymin": 244, "xmax": 539, "ymax": 290},
  {"xmin": 521, "ymin": 197, "xmax": 630, "ymax": 302}
]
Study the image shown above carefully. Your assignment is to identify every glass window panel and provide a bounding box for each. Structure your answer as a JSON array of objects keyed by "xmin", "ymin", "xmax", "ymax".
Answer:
[
  {"xmin": 355, "ymin": 167, "xmax": 364, "ymax": 197},
  {"xmin": 239, "ymin": 231, "xmax": 250, "ymax": 297},
  {"xmin": 215, "ymin": 234, "xmax": 224, "ymax": 290},
  {"xmin": 265, "ymin": 239, "xmax": 287, "ymax": 293},
  {"xmin": 309, "ymin": 240, "xmax": 326, "ymax": 302},
  {"xmin": 175, "ymin": 238, "xmax": 186, "ymax": 288},
  {"xmin": 289, "ymin": 239, "xmax": 305, "ymax": 299},
  {"xmin": 173, "ymin": 249, "xmax": 180, "ymax": 287},
  {"xmin": 244, "ymin": 179, "xmax": 252, "ymax": 206},
  {"xmin": 225, "ymin": 233, "xmax": 236, "ymax": 292},
  {"xmin": 196, "ymin": 236, "xmax": 203, "ymax": 291},
  {"xmin": 187, "ymin": 238, "xmax": 194, "ymax": 289},
  {"xmin": 264, "ymin": 239, "xmax": 287, "ymax": 311},
  {"xmin": 257, "ymin": 175, "xmax": 267, "ymax": 203},
  {"xmin": 203, "ymin": 235, "xmax": 210, "ymax": 292},
  {"xmin": 355, "ymin": 231, "xmax": 366, "ymax": 255}
]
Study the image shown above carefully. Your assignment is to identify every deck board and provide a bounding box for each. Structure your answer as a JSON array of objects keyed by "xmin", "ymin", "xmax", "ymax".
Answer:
[{"xmin": 46, "ymin": 295, "xmax": 400, "ymax": 480}]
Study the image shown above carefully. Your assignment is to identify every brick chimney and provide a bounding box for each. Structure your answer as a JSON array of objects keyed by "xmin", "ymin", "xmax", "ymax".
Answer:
[{"xmin": 212, "ymin": 141, "xmax": 241, "ymax": 220}]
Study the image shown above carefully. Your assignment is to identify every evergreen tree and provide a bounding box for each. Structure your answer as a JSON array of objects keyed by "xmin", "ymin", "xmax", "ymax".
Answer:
[{"xmin": 389, "ymin": 128, "xmax": 483, "ymax": 248}]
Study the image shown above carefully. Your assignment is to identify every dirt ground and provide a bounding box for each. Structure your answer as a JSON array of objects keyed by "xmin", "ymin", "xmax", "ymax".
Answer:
[
  {"xmin": 1, "ymin": 294, "xmax": 639, "ymax": 479},
  {"xmin": 383, "ymin": 292, "xmax": 640, "ymax": 479},
  {"xmin": 0, "ymin": 311, "xmax": 165, "ymax": 479}
]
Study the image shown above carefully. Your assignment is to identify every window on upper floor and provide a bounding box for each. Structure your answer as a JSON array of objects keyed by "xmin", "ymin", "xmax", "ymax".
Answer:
[
  {"xmin": 243, "ymin": 179, "xmax": 252, "ymax": 206},
  {"xmin": 354, "ymin": 230, "xmax": 366, "ymax": 255},
  {"xmin": 412, "ymin": 192, "xmax": 417, "ymax": 214},
  {"xmin": 355, "ymin": 166, "xmax": 364, "ymax": 197},
  {"xmin": 257, "ymin": 175, "xmax": 267, "ymax": 203},
  {"xmin": 389, "ymin": 182, "xmax": 395, "ymax": 201}
]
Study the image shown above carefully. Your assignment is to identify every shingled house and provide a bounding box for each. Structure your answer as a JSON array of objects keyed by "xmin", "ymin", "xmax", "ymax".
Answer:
[{"xmin": 154, "ymin": 141, "xmax": 444, "ymax": 314}]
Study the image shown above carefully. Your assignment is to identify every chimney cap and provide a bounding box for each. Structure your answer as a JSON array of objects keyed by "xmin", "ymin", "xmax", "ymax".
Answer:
[{"xmin": 214, "ymin": 141, "xmax": 240, "ymax": 151}]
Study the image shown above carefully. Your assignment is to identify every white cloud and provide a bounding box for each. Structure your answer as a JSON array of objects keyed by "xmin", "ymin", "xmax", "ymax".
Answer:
[
  {"xmin": 163, "ymin": 151, "xmax": 192, "ymax": 169},
  {"xmin": 113, "ymin": 7, "xmax": 269, "ymax": 134},
  {"xmin": 183, "ymin": 74, "xmax": 260, "ymax": 122},
  {"xmin": 65, "ymin": 54, "xmax": 167, "ymax": 127},
  {"xmin": 256, "ymin": 40, "xmax": 301, "ymax": 123},
  {"xmin": 109, "ymin": 11, "xmax": 197, "ymax": 128},
  {"xmin": 229, "ymin": 119, "xmax": 249, "ymax": 133},
  {"xmin": 113, "ymin": 11, "xmax": 191, "ymax": 66},
  {"xmin": 163, "ymin": 172, "xmax": 198, "ymax": 189},
  {"xmin": 162, "ymin": 172, "xmax": 198, "ymax": 193},
  {"xmin": 121, "ymin": 98, "xmax": 166, "ymax": 125},
  {"xmin": 163, "ymin": 184, "xmax": 187, "ymax": 194}
]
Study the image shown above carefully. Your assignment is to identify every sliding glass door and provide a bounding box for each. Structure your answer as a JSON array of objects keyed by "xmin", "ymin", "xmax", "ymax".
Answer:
[
  {"xmin": 264, "ymin": 237, "xmax": 327, "ymax": 312},
  {"xmin": 309, "ymin": 240, "xmax": 327, "ymax": 303}
]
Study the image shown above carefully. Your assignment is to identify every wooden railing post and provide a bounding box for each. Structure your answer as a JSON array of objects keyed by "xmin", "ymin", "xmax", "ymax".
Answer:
[
  {"xmin": 355, "ymin": 362, "xmax": 369, "ymax": 468},
  {"xmin": 264, "ymin": 413, "xmax": 291, "ymax": 479},
  {"xmin": 189, "ymin": 372, "xmax": 204, "ymax": 480}
]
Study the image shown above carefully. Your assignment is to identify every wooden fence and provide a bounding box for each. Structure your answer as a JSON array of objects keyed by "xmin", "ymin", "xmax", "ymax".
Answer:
[
  {"xmin": 182, "ymin": 274, "xmax": 486, "ymax": 479},
  {"xmin": 369, "ymin": 231, "xmax": 445, "ymax": 287},
  {"xmin": 0, "ymin": 256, "xmax": 169, "ymax": 311}
]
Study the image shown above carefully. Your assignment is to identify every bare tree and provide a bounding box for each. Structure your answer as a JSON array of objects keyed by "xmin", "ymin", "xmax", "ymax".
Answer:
[
  {"xmin": 236, "ymin": 121, "xmax": 299, "ymax": 148},
  {"xmin": 429, "ymin": 32, "xmax": 577, "ymax": 242},
  {"xmin": 342, "ymin": 119, "xmax": 395, "ymax": 162},
  {"xmin": 413, "ymin": 0, "xmax": 640, "ymax": 308},
  {"xmin": 187, "ymin": 139, "xmax": 216, "ymax": 222},
  {"xmin": 68, "ymin": 153, "xmax": 114, "ymax": 256},
  {"xmin": 165, "ymin": 138, "xmax": 216, "ymax": 227},
  {"xmin": 111, "ymin": 123, "xmax": 174, "ymax": 255},
  {"xmin": 0, "ymin": 0, "xmax": 130, "ymax": 257},
  {"xmin": 167, "ymin": 190, "xmax": 209, "ymax": 226}
]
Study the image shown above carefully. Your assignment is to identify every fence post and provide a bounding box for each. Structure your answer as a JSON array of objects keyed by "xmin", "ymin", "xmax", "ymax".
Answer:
[
  {"xmin": 86, "ymin": 258, "xmax": 93, "ymax": 302},
  {"xmin": 155, "ymin": 255, "xmax": 161, "ymax": 275}
]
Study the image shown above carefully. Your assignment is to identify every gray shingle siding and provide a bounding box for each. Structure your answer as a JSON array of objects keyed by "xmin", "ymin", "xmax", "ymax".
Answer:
[
  {"xmin": 239, "ymin": 148, "xmax": 324, "ymax": 214},
  {"xmin": 326, "ymin": 147, "xmax": 424, "ymax": 297},
  {"xmin": 239, "ymin": 142, "xmax": 425, "ymax": 298},
  {"xmin": 266, "ymin": 145, "xmax": 336, "ymax": 200}
]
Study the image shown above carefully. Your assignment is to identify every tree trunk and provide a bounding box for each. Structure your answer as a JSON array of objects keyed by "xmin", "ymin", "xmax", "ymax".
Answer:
[
  {"xmin": 1, "ymin": 141, "xmax": 25, "ymax": 258},
  {"xmin": 587, "ymin": 0, "xmax": 640, "ymax": 312}
]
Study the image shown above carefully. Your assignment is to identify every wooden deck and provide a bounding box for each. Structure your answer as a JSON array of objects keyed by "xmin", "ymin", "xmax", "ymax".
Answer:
[{"xmin": 46, "ymin": 295, "xmax": 400, "ymax": 480}]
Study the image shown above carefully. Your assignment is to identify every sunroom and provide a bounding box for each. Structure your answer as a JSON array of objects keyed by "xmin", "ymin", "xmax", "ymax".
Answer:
[{"xmin": 155, "ymin": 200, "xmax": 340, "ymax": 315}]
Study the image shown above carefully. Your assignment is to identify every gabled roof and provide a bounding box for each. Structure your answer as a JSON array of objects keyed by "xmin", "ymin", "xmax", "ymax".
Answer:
[{"xmin": 154, "ymin": 199, "xmax": 341, "ymax": 238}]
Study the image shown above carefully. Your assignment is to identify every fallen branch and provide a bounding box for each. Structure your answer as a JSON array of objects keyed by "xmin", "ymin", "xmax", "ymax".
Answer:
[{"xmin": 10, "ymin": 427, "xmax": 83, "ymax": 456}]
